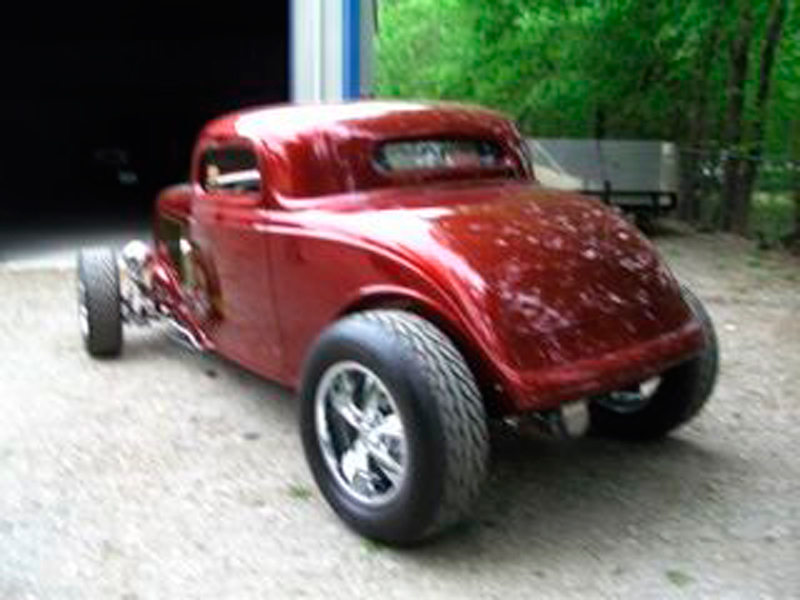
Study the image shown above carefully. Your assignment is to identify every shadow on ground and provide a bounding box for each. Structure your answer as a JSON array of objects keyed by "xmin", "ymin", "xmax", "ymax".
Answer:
[{"xmin": 125, "ymin": 328, "xmax": 734, "ymax": 568}]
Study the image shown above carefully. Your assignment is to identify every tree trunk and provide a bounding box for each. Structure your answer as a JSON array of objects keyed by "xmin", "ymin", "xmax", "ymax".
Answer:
[
  {"xmin": 721, "ymin": 4, "xmax": 754, "ymax": 232},
  {"xmin": 736, "ymin": 0, "xmax": 788, "ymax": 236},
  {"xmin": 679, "ymin": 5, "xmax": 727, "ymax": 224},
  {"xmin": 678, "ymin": 150, "xmax": 700, "ymax": 221},
  {"xmin": 792, "ymin": 121, "xmax": 800, "ymax": 249},
  {"xmin": 794, "ymin": 186, "xmax": 800, "ymax": 249}
]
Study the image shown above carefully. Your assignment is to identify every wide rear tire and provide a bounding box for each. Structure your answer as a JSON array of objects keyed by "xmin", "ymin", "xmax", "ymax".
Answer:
[
  {"xmin": 590, "ymin": 286, "xmax": 719, "ymax": 440},
  {"xmin": 300, "ymin": 310, "xmax": 489, "ymax": 545}
]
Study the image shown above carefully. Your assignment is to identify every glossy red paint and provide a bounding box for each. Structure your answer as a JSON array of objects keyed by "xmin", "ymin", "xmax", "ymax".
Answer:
[{"xmin": 152, "ymin": 101, "xmax": 704, "ymax": 415}]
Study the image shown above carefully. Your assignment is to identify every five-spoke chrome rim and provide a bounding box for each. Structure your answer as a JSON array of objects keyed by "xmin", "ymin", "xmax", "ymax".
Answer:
[
  {"xmin": 77, "ymin": 278, "xmax": 89, "ymax": 340},
  {"xmin": 315, "ymin": 361, "xmax": 407, "ymax": 506},
  {"xmin": 597, "ymin": 377, "xmax": 661, "ymax": 414}
]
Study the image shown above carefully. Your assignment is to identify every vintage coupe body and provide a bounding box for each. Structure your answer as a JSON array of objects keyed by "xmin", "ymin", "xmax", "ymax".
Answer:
[{"xmin": 77, "ymin": 101, "xmax": 718, "ymax": 544}]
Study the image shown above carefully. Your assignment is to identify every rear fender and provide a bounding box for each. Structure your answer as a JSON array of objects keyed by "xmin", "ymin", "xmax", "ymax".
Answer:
[{"xmin": 337, "ymin": 287, "xmax": 514, "ymax": 417}]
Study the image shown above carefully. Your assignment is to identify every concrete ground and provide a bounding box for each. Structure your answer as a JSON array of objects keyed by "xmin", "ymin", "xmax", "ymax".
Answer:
[{"xmin": 0, "ymin": 226, "xmax": 798, "ymax": 599}]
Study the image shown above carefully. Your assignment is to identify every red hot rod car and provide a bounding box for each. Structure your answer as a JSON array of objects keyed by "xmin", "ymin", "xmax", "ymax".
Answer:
[{"xmin": 77, "ymin": 101, "xmax": 718, "ymax": 544}]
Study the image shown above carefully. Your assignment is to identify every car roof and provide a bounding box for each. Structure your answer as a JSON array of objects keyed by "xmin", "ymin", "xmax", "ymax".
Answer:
[{"xmin": 200, "ymin": 101, "xmax": 515, "ymax": 145}]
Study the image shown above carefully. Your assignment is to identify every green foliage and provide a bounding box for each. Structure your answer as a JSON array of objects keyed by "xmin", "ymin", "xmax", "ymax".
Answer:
[
  {"xmin": 376, "ymin": 0, "xmax": 799, "ymax": 238},
  {"xmin": 376, "ymin": 0, "xmax": 478, "ymax": 100},
  {"xmin": 377, "ymin": 0, "xmax": 733, "ymax": 138},
  {"xmin": 751, "ymin": 192, "xmax": 796, "ymax": 244},
  {"xmin": 376, "ymin": 0, "xmax": 797, "ymax": 143}
]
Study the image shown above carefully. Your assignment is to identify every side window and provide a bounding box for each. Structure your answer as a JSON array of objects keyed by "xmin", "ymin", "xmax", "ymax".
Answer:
[{"xmin": 200, "ymin": 146, "xmax": 261, "ymax": 194}]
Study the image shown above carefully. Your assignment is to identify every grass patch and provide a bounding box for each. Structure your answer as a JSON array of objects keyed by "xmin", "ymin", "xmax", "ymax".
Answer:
[
  {"xmin": 361, "ymin": 538, "xmax": 385, "ymax": 554},
  {"xmin": 751, "ymin": 192, "xmax": 795, "ymax": 246},
  {"xmin": 287, "ymin": 484, "xmax": 313, "ymax": 500},
  {"xmin": 665, "ymin": 569, "xmax": 694, "ymax": 588},
  {"xmin": 746, "ymin": 254, "xmax": 763, "ymax": 268},
  {"xmin": 688, "ymin": 191, "xmax": 796, "ymax": 247}
]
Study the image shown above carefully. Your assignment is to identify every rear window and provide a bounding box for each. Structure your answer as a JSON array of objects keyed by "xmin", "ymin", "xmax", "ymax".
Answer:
[{"xmin": 375, "ymin": 139, "xmax": 505, "ymax": 172}]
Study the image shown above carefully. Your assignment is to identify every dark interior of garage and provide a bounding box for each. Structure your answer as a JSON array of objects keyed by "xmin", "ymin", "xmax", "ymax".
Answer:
[{"xmin": 0, "ymin": 1, "xmax": 289, "ymax": 252}]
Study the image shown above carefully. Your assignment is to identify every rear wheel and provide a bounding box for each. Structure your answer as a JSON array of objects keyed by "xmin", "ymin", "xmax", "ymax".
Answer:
[
  {"xmin": 300, "ymin": 310, "xmax": 489, "ymax": 545},
  {"xmin": 77, "ymin": 248, "xmax": 123, "ymax": 357},
  {"xmin": 590, "ymin": 287, "xmax": 718, "ymax": 440}
]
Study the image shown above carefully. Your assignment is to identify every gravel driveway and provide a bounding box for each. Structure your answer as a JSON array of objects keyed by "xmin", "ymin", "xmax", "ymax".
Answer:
[{"xmin": 1, "ymin": 227, "xmax": 798, "ymax": 599}]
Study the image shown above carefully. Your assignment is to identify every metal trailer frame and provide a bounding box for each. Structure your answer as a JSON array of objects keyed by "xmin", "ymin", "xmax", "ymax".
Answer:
[{"xmin": 529, "ymin": 139, "xmax": 680, "ymax": 218}]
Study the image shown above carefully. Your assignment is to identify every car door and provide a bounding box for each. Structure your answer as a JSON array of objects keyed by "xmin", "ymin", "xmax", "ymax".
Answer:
[{"xmin": 189, "ymin": 141, "xmax": 283, "ymax": 379}]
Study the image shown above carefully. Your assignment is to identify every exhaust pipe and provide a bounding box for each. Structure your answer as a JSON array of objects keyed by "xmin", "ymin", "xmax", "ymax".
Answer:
[
  {"xmin": 527, "ymin": 400, "xmax": 591, "ymax": 438},
  {"xmin": 166, "ymin": 318, "xmax": 206, "ymax": 353}
]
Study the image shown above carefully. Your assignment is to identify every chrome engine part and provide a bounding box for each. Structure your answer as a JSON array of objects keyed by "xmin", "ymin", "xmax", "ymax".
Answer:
[
  {"xmin": 164, "ymin": 319, "xmax": 206, "ymax": 352},
  {"xmin": 119, "ymin": 240, "xmax": 159, "ymax": 325},
  {"xmin": 121, "ymin": 240, "xmax": 152, "ymax": 285}
]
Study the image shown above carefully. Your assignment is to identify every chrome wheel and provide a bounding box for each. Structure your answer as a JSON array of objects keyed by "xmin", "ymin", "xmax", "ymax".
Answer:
[
  {"xmin": 596, "ymin": 377, "xmax": 661, "ymax": 414},
  {"xmin": 315, "ymin": 361, "xmax": 407, "ymax": 506}
]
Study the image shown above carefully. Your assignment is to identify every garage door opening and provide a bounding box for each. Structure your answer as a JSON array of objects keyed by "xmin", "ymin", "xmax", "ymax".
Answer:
[{"xmin": 0, "ymin": 11, "xmax": 288, "ymax": 263}]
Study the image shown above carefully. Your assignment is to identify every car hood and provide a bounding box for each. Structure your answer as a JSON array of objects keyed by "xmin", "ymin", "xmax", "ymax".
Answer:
[{"xmin": 312, "ymin": 183, "xmax": 693, "ymax": 371}]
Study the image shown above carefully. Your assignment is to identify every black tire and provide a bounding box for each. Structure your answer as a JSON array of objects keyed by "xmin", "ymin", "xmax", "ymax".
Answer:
[
  {"xmin": 300, "ymin": 310, "xmax": 489, "ymax": 545},
  {"xmin": 77, "ymin": 248, "xmax": 123, "ymax": 357},
  {"xmin": 590, "ymin": 286, "xmax": 719, "ymax": 440}
]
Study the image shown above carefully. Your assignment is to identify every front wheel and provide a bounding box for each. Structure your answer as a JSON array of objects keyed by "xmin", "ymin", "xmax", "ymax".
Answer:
[
  {"xmin": 590, "ymin": 286, "xmax": 719, "ymax": 440},
  {"xmin": 77, "ymin": 248, "xmax": 123, "ymax": 357},
  {"xmin": 300, "ymin": 310, "xmax": 489, "ymax": 545}
]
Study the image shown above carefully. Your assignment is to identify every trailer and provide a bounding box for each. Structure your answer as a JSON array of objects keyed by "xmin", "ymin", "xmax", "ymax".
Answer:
[{"xmin": 529, "ymin": 139, "xmax": 679, "ymax": 222}]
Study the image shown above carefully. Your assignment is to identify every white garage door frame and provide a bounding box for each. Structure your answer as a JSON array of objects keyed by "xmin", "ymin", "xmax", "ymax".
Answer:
[{"xmin": 291, "ymin": 0, "xmax": 375, "ymax": 103}]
